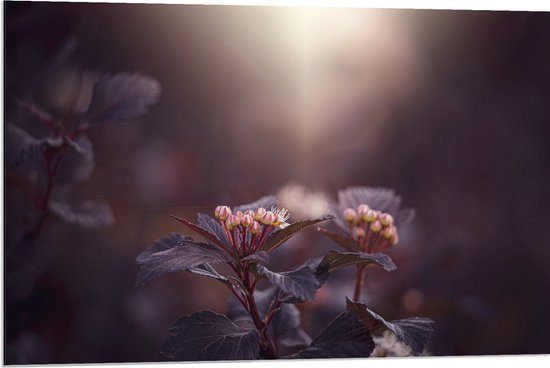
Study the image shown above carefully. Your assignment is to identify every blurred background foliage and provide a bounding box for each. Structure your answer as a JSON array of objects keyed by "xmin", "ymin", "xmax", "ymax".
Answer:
[{"xmin": 4, "ymin": 2, "xmax": 550, "ymax": 363}]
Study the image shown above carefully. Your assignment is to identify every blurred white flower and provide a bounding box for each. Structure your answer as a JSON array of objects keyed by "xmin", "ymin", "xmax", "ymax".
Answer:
[
  {"xmin": 371, "ymin": 330, "xmax": 413, "ymax": 357},
  {"xmin": 276, "ymin": 183, "xmax": 329, "ymax": 220}
]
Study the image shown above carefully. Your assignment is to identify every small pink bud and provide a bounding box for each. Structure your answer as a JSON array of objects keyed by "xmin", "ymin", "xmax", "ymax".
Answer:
[
  {"xmin": 355, "ymin": 227, "xmax": 366, "ymax": 238},
  {"xmin": 217, "ymin": 206, "xmax": 232, "ymax": 221},
  {"xmin": 370, "ymin": 220, "xmax": 382, "ymax": 233},
  {"xmin": 235, "ymin": 210, "xmax": 243, "ymax": 218},
  {"xmin": 357, "ymin": 204, "xmax": 370, "ymax": 217},
  {"xmin": 382, "ymin": 225, "xmax": 395, "ymax": 239},
  {"xmin": 255, "ymin": 207, "xmax": 266, "ymax": 221},
  {"xmin": 343, "ymin": 208, "xmax": 357, "ymax": 223},
  {"xmin": 229, "ymin": 214, "xmax": 241, "ymax": 227},
  {"xmin": 379, "ymin": 213, "xmax": 394, "ymax": 227},
  {"xmin": 241, "ymin": 214, "xmax": 253, "ymax": 228},
  {"xmin": 225, "ymin": 218, "xmax": 234, "ymax": 231},
  {"xmin": 214, "ymin": 206, "xmax": 222, "ymax": 219},
  {"xmin": 364, "ymin": 209, "xmax": 378, "ymax": 222},
  {"xmin": 261, "ymin": 211, "xmax": 276, "ymax": 225},
  {"xmin": 250, "ymin": 221, "xmax": 261, "ymax": 235},
  {"xmin": 244, "ymin": 209, "xmax": 255, "ymax": 218}
]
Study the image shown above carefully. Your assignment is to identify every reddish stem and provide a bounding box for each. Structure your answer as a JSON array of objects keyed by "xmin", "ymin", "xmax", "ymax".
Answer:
[
  {"xmin": 353, "ymin": 264, "xmax": 366, "ymax": 302},
  {"xmin": 352, "ymin": 226, "xmax": 368, "ymax": 302},
  {"xmin": 240, "ymin": 263, "xmax": 278, "ymax": 359}
]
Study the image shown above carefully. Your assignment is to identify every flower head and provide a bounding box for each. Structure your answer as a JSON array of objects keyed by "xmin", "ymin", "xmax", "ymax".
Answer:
[
  {"xmin": 212, "ymin": 202, "xmax": 295, "ymax": 256},
  {"xmin": 170, "ymin": 195, "xmax": 334, "ymax": 260},
  {"xmin": 325, "ymin": 186, "xmax": 413, "ymax": 253}
]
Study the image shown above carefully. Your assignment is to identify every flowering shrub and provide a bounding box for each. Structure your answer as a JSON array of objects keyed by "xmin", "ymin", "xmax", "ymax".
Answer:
[{"xmin": 136, "ymin": 189, "xmax": 434, "ymax": 360}]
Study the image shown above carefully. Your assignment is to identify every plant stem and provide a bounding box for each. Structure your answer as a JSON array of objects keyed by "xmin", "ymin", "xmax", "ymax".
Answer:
[
  {"xmin": 353, "ymin": 264, "xmax": 366, "ymax": 302},
  {"xmin": 23, "ymin": 152, "xmax": 58, "ymax": 243},
  {"xmin": 241, "ymin": 263, "xmax": 278, "ymax": 359}
]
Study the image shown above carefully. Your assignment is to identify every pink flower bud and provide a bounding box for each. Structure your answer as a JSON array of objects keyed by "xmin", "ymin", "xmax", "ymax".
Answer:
[
  {"xmin": 217, "ymin": 206, "xmax": 232, "ymax": 221},
  {"xmin": 357, "ymin": 204, "xmax": 370, "ymax": 217},
  {"xmin": 225, "ymin": 218, "xmax": 234, "ymax": 231},
  {"xmin": 235, "ymin": 210, "xmax": 243, "ymax": 218},
  {"xmin": 390, "ymin": 233, "xmax": 399, "ymax": 246},
  {"xmin": 370, "ymin": 220, "xmax": 382, "ymax": 233},
  {"xmin": 260, "ymin": 211, "xmax": 276, "ymax": 225},
  {"xmin": 229, "ymin": 214, "xmax": 241, "ymax": 227},
  {"xmin": 382, "ymin": 225, "xmax": 396, "ymax": 239},
  {"xmin": 241, "ymin": 214, "xmax": 253, "ymax": 228},
  {"xmin": 244, "ymin": 209, "xmax": 255, "ymax": 218},
  {"xmin": 250, "ymin": 221, "xmax": 261, "ymax": 235},
  {"xmin": 379, "ymin": 213, "xmax": 394, "ymax": 227},
  {"xmin": 355, "ymin": 227, "xmax": 366, "ymax": 238},
  {"xmin": 255, "ymin": 207, "xmax": 266, "ymax": 221},
  {"xmin": 343, "ymin": 208, "xmax": 357, "ymax": 223},
  {"xmin": 364, "ymin": 209, "xmax": 378, "ymax": 222}
]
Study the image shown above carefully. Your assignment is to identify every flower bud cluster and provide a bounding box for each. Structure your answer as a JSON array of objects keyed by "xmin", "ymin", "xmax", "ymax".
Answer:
[
  {"xmin": 343, "ymin": 203, "xmax": 399, "ymax": 252},
  {"xmin": 214, "ymin": 205, "xmax": 290, "ymax": 255}
]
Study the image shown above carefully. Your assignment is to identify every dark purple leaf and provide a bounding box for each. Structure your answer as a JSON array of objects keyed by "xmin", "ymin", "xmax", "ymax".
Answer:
[
  {"xmin": 233, "ymin": 195, "xmax": 278, "ymax": 213},
  {"xmin": 5, "ymin": 123, "xmax": 62, "ymax": 168},
  {"xmin": 48, "ymin": 200, "xmax": 114, "ymax": 228},
  {"xmin": 55, "ymin": 134, "xmax": 94, "ymax": 184},
  {"xmin": 161, "ymin": 311, "xmax": 259, "ymax": 361},
  {"xmin": 346, "ymin": 298, "xmax": 435, "ymax": 355},
  {"xmin": 170, "ymin": 214, "xmax": 227, "ymax": 250},
  {"xmin": 257, "ymin": 264, "xmax": 321, "ymax": 303},
  {"xmin": 197, "ymin": 213, "xmax": 230, "ymax": 246},
  {"xmin": 268, "ymin": 300, "xmax": 312, "ymax": 349},
  {"xmin": 261, "ymin": 214, "xmax": 335, "ymax": 252},
  {"xmin": 242, "ymin": 251, "xmax": 269, "ymax": 265},
  {"xmin": 227, "ymin": 286, "xmax": 311, "ymax": 350},
  {"xmin": 317, "ymin": 227, "xmax": 361, "ymax": 252},
  {"xmin": 330, "ymin": 186, "xmax": 415, "ymax": 232},
  {"xmin": 288, "ymin": 312, "xmax": 374, "ymax": 359},
  {"xmin": 135, "ymin": 235, "xmax": 230, "ymax": 288},
  {"xmin": 136, "ymin": 233, "xmax": 191, "ymax": 263},
  {"xmin": 187, "ymin": 264, "xmax": 228, "ymax": 283},
  {"xmin": 316, "ymin": 250, "xmax": 396, "ymax": 277},
  {"xmin": 83, "ymin": 73, "xmax": 160, "ymax": 127}
]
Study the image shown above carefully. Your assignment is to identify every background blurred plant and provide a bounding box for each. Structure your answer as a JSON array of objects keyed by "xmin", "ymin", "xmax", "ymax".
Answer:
[{"xmin": 5, "ymin": 37, "xmax": 160, "ymax": 363}]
